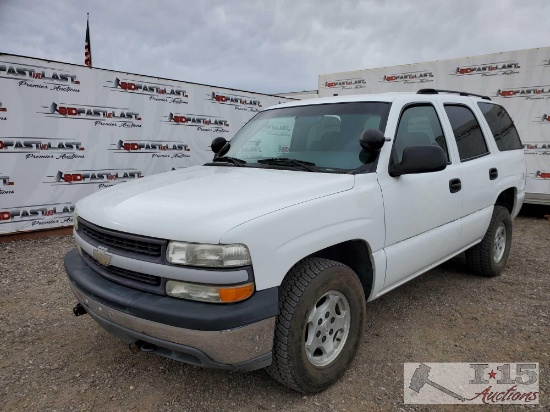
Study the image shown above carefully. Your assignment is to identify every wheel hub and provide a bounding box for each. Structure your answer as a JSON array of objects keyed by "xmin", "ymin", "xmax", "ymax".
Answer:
[
  {"xmin": 493, "ymin": 223, "xmax": 507, "ymax": 263},
  {"xmin": 304, "ymin": 290, "xmax": 351, "ymax": 367}
]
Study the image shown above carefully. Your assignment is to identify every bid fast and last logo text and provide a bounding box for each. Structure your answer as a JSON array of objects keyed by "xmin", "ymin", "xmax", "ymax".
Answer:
[
  {"xmin": 106, "ymin": 77, "xmax": 188, "ymax": 104},
  {"xmin": 0, "ymin": 203, "xmax": 74, "ymax": 229},
  {"xmin": 45, "ymin": 168, "xmax": 143, "ymax": 190},
  {"xmin": 0, "ymin": 60, "xmax": 80, "ymax": 92},
  {"xmin": 40, "ymin": 102, "xmax": 142, "ymax": 128},
  {"xmin": 110, "ymin": 139, "xmax": 191, "ymax": 159},
  {"xmin": 0, "ymin": 138, "xmax": 85, "ymax": 160}
]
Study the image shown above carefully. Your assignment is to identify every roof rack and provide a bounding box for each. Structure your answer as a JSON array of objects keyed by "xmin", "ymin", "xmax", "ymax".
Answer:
[{"xmin": 416, "ymin": 88, "xmax": 491, "ymax": 101}]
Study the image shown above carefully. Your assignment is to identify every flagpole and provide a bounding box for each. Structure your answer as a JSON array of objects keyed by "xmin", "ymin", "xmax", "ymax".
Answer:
[{"xmin": 85, "ymin": 13, "xmax": 92, "ymax": 68}]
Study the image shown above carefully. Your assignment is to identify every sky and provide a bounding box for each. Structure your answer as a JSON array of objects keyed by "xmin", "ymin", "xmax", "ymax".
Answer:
[{"xmin": 0, "ymin": 0, "xmax": 549, "ymax": 94}]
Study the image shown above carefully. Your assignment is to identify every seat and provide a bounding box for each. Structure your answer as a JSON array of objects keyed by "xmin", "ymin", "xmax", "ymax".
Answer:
[
  {"xmin": 405, "ymin": 132, "xmax": 432, "ymax": 146},
  {"xmin": 315, "ymin": 131, "xmax": 342, "ymax": 150}
]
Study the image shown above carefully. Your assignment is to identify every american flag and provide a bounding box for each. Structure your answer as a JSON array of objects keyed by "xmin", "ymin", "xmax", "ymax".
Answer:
[{"xmin": 84, "ymin": 14, "xmax": 92, "ymax": 67}]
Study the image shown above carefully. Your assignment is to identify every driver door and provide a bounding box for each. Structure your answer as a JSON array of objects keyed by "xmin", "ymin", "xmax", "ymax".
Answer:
[{"xmin": 377, "ymin": 102, "xmax": 463, "ymax": 290}]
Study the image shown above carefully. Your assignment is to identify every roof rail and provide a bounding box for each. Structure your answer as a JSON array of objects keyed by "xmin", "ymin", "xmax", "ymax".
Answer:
[{"xmin": 417, "ymin": 88, "xmax": 491, "ymax": 101}]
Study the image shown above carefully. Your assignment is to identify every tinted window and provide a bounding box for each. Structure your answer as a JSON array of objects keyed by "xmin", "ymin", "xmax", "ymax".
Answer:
[
  {"xmin": 394, "ymin": 105, "xmax": 448, "ymax": 162},
  {"xmin": 478, "ymin": 103, "xmax": 523, "ymax": 151},
  {"xmin": 444, "ymin": 105, "xmax": 488, "ymax": 161}
]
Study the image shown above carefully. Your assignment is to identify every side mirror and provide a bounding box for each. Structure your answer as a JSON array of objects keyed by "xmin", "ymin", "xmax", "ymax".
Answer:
[
  {"xmin": 360, "ymin": 129, "xmax": 385, "ymax": 151},
  {"xmin": 389, "ymin": 145, "xmax": 447, "ymax": 177},
  {"xmin": 211, "ymin": 137, "xmax": 229, "ymax": 157}
]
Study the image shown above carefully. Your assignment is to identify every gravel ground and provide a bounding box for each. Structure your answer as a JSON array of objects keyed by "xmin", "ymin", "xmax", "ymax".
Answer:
[{"xmin": 0, "ymin": 206, "xmax": 548, "ymax": 411}]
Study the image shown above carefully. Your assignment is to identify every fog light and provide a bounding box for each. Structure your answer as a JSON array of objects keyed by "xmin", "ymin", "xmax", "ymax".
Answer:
[{"xmin": 166, "ymin": 281, "xmax": 254, "ymax": 303}]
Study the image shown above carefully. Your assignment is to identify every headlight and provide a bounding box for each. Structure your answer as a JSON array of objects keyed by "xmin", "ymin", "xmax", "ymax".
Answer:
[
  {"xmin": 73, "ymin": 211, "xmax": 79, "ymax": 231},
  {"xmin": 166, "ymin": 241, "xmax": 251, "ymax": 267},
  {"xmin": 166, "ymin": 280, "xmax": 254, "ymax": 303}
]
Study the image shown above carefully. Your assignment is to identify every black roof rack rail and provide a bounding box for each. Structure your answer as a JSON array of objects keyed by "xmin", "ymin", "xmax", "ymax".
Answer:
[{"xmin": 416, "ymin": 88, "xmax": 491, "ymax": 101}]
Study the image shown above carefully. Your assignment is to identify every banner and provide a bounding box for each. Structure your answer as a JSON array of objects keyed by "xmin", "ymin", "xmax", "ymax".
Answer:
[
  {"xmin": 0, "ymin": 54, "xmax": 290, "ymax": 234},
  {"xmin": 319, "ymin": 47, "xmax": 550, "ymax": 202}
]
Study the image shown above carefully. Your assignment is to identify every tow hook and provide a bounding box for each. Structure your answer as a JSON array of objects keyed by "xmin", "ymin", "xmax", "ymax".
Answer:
[{"xmin": 73, "ymin": 303, "xmax": 87, "ymax": 317}]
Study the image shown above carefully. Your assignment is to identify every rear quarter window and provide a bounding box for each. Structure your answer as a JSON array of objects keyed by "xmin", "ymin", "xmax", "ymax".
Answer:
[{"xmin": 477, "ymin": 103, "xmax": 523, "ymax": 151}]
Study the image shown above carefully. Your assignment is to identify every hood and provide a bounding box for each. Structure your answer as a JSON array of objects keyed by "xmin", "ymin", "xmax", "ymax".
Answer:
[{"xmin": 76, "ymin": 165, "xmax": 354, "ymax": 243}]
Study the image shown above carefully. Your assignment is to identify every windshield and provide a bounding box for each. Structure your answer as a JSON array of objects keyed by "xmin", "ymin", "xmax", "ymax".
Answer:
[{"xmin": 223, "ymin": 102, "xmax": 391, "ymax": 171}]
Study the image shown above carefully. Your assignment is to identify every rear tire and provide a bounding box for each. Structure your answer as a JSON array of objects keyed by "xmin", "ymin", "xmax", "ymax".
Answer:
[
  {"xmin": 465, "ymin": 206, "xmax": 512, "ymax": 277},
  {"xmin": 266, "ymin": 257, "xmax": 365, "ymax": 393}
]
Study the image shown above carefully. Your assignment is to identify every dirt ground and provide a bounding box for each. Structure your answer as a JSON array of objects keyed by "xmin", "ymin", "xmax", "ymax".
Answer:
[{"xmin": 1, "ymin": 206, "xmax": 548, "ymax": 411}]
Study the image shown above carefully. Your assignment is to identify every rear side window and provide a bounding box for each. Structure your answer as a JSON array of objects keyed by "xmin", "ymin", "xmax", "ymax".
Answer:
[
  {"xmin": 444, "ymin": 105, "xmax": 489, "ymax": 161},
  {"xmin": 478, "ymin": 103, "xmax": 523, "ymax": 151}
]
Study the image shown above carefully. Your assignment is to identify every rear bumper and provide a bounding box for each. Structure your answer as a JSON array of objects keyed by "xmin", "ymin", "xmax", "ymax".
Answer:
[
  {"xmin": 64, "ymin": 249, "xmax": 278, "ymax": 370},
  {"xmin": 524, "ymin": 192, "xmax": 550, "ymax": 206}
]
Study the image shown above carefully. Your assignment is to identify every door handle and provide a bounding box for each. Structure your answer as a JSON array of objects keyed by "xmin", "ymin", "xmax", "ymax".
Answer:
[
  {"xmin": 449, "ymin": 178, "xmax": 461, "ymax": 193},
  {"xmin": 489, "ymin": 168, "xmax": 498, "ymax": 180}
]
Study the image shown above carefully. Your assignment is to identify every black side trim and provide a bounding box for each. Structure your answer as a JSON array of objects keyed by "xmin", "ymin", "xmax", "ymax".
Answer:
[{"xmin": 64, "ymin": 249, "xmax": 278, "ymax": 331}]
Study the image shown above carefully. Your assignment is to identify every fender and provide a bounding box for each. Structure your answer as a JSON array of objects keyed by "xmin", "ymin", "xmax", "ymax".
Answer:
[{"xmin": 219, "ymin": 175, "xmax": 386, "ymax": 292}]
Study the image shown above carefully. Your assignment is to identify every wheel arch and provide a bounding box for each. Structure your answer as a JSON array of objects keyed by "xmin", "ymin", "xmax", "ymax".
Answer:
[
  {"xmin": 495, "ymin": 187, "xmax": 516, "ymax": 215},
  {"xmin": 304, "ymin": 239, "xmax": 374, "ymax": 302}
]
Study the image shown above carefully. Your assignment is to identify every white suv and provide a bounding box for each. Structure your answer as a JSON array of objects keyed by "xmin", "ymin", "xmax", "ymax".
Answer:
[{"xmin": 65, "ymin": 89, "xmax": 526, "ymax": 393}]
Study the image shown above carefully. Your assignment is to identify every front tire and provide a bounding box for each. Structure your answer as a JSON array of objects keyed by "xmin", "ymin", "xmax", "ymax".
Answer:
[
  {"xmin": 266, "ymin": 257, "xmax": 365, "ymax": 393},
  {"xmin": 465, "ymin": 206, "xmax": 512, "ymax": 277}
]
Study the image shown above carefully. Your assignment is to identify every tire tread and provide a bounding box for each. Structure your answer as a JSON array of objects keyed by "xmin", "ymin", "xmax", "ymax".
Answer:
[
  {"xmin": 266, "ymin": 257, "xmax": 344, "ymax": 392},
  {"xmin": 465, "ymin": 205, "xmax": 511, "ymax": 277}
]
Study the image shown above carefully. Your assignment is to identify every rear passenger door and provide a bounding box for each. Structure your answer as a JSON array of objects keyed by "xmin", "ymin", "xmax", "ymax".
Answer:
[
  {"xmin": 438, "ymin": 101, "xmax": 498, "ymax": 247},
  {"xmin": 377, "ymin": 101, "xmax": 463, "ymax": 289}
]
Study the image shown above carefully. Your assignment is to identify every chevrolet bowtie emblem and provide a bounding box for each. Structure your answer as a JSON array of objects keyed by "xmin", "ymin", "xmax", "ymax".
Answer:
[{"xmin": 93, "ymin": 246, "xmax": 112, "ymax": 266}]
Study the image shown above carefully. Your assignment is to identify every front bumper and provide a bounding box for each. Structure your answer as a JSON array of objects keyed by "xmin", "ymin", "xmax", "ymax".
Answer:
[{"xmin": 64, "ymin": 249, "xmax": 278, "ymax": 370}]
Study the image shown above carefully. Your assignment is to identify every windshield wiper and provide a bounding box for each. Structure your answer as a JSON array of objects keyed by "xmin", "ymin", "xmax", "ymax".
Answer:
[
  {"xmin": 211, "ymin": 156, "xmax": 247, "ymax": 167},
  {"xmin": 257, "ymin": 157, "xmax": 317, "ymax": 172}
]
